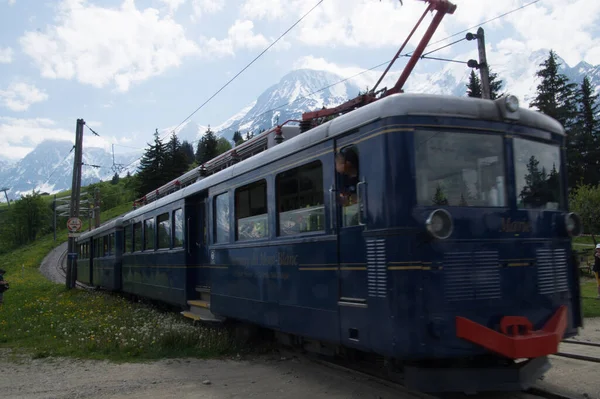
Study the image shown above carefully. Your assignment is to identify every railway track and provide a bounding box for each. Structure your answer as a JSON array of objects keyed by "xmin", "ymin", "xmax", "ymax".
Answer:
[
  {"xmin": 554, "ymin": 339, "xmax": 600, "ymax": 363},
  {"xmin": 270, "ymin": 344, "xmax": 584, "ymax": 399}
]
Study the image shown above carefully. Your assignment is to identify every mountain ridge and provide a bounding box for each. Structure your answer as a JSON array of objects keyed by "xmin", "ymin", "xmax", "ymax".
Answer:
[{"xmin": 1, "ymin": 48, "xmax": 598, "ymax": 202}]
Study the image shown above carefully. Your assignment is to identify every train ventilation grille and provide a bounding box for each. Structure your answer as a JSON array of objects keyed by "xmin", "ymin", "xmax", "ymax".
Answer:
[
  {"xmin": 536, "ymin": 248, "xmax": 569, "ymax": 295},
  {"xmin": 444, "ymin": 251, "xmax": 501, "ymax": 302},
  {"xmin": 366, "ymin": 238, "xmax": 387, "ymax": 298}
]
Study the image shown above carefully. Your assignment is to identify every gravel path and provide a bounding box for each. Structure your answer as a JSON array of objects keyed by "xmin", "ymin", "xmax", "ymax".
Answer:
[
  {"xmin": 39, "ymin": 241, "xmax": 67, "ymax": 285},
  {"xmin": 0, "ymin": 352, "xmax": 414, "ymax": 399}
]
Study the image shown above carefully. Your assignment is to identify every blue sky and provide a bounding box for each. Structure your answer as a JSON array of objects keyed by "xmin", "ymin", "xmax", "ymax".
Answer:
[{"xmin": 0, "ymin": 0, "xmax": 599, "ymax": 161}]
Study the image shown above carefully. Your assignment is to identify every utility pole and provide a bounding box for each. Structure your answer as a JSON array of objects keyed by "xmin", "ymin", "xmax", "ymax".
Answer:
[
  {"xmin": 53, "ymin": 194, "xmax": 57, "ymax": 241},
  {"xmin": 466, "ymin": 27, "xmax": 491, "ymax": 99},
  {"xmin": 94, "ymin": 187, "xmax": 101, "ymax": 228},
  {"xmin": 66, "ymin": 118, "xmax": 85, "ymax": 290},
  {"xmin": 476, "ymin": 27, "xmax": 491, "ymax": 99},
  {"xmin": 0, "ymin": 187, "xmax": 10, "ymax": 207}
]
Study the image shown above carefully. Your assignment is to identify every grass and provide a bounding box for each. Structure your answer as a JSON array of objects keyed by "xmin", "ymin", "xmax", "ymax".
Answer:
[
  {"xmin": 0, "ymin": 203, "xmax": 238, "ymax": 362},
  {"xmin": 581, "ymin": 278, "xmax": 600, "ymax": 318},
  {"xmin": 0, "ymin": 201, "xmax": 598, "ymax": 361}
]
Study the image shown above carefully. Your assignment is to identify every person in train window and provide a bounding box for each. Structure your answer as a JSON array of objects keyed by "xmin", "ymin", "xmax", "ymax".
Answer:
[
  {"xmin": 594, "ymin": 244, "xmax": 600, "ymax": 299},
  {"xmin": 335, "ymin": 146, "xmax": 359, "ymax": 206}
]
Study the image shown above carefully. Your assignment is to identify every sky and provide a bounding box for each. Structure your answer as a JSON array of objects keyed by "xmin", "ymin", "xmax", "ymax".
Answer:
[{"xmin": 0, "ymin": 0, "xmax": 599, "ymax": 162}]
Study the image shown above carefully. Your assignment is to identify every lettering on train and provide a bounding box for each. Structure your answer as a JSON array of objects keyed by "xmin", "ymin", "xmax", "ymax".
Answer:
[
  {"xmin": 229, "ymin": 251, "xmax": 299, "ymax": 267},
  {"xmin": 500, "ymin": 217, "xmax": 531, "ymax": 233}
]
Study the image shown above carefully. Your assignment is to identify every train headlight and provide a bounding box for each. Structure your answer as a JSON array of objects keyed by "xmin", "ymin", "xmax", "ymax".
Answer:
[
  {"xmin": 425, "ymin": 209, "xmax": 453, "ymax": 240},
  {"xmin": 505, "ymin": 94, "xmax": 519, "ymax": 112},
  {"xmin": 565, "ymin": 212, "xmax": 582, "ymax": 237}
]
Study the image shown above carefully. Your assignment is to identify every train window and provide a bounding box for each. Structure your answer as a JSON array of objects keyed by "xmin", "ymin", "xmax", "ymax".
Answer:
[
  {"xmin": 276, "ymin": 161, "xmax": 325, "ymax": 236},
  {"xmin": 513, "ymin": 138, "xmax": 563, "ymax": 210},
  {"xmin": 109, "ymin": 233, "xmax": 114, "ymax": 255},
  {"xmin": 414, "ymin": 131, "xmax": 506, "ymax": 207},
  {"xmin": 157, "ymin": 213, "xmax": 171, "ymax": 249},
  {"xmin": 144, "ymin": 218, "xmax": 155, "ymax": 251},
  {"xmin": 124, "ymin": 225, "xmax": 131, "ymax": 253},
  {"xmin": 336, "ymin": 145, "xmax": 360, "ymax": 227},
  {"xmin": 214, "ymin": 193, "xmax": 230, "ymax": 244},
  {"xmin": 103, "ymin": 236, "xmax": 108, "ymax": 257},
  {"xmin": 235, "ymin": 181, "xmax": 268, "ymax": 241},
  {"xmin": 133, "ymin": 222, "xmax": 142, "ymax": 252},
  {"xmin": 173, "ymin": 209, "xmax": 184, "ymax": 248}
]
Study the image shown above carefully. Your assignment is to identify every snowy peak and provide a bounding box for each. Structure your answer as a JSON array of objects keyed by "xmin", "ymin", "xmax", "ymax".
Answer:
[{"xmin": 216, "ymin": 69, "xmax": 362, "ymax": 140}]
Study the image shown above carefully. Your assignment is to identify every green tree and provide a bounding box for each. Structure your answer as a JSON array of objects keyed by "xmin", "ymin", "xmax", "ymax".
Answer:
[
  {"xmin": 180, "ymin": 140, "xmax": 195, "ymax": 166},
  {"xmin": 195, "ymin": 126, "xmax": 219, "ymax": 164},
  {"xmin": 529, "ymin": 50, "xmax": 579, "ymax": 186},
  {"xmin": 488, "ymin": 70, "xmax": 504, "ymax": 100},
  {"xmin": 573, "ymin": 76, "xmax": 600, "ymax": 186},
  {"xmin": 165, "ymin": 133, "xmax": 189, "ymax": 180},
  {"xmin": 570, "ymin": 184, "xmax": 600, "ymax": 243},
  {"xmin": 216, "ymin": 137, "xmax": 232, "ymax": 155},
  {"xmin": 136, "ymin": 129, "xmax": 168, "ymax": 196},
  {"xmin": 467, "ymin": 68, "xmax": 503, "ymax": 99},
  {"xmin": 466, "ymin": 70, "xmax": 482, "ymax": 98},
  {"xmin": 111, "ymin": 172, "xmax": 120, "ymax": 185},
  {"xmin": 232, "ymin": 131, "xmax": 244, "ymax": 146}
]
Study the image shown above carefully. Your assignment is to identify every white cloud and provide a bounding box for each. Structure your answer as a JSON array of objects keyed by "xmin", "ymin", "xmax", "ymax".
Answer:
[
  {"xmin": 0, "ymin": 118, "xmax": 73, "ymax": 160},
  {"xmin": 86, "ymin": 120, "xmax": 102, "ymax": 128},
  {"xmin": 245, "ymin": 0, "xmax": 600, "ymax": 65},
  {"xmin": 161, "ymin": 0, "xmax": 186, "ymax": 13},
  {"xmin": 0, "ymin": 47, "xmax": 13, "ymax": 63},
  {"xmin": 0, "ymin": 82, "xmax": 49, "ymax": 111},
  {"xmin": 19, "ymin": 0, "xmax": 202, "ymax": 92},
  {"xmin": 191, "ymin": 0, "xmax": 224, "ymax": 21},
  {"xmin": 0, "ymin": 117, "xmax": 121, "ymax": 160},
  {"xmin": 8, "ymin": 0, "xmax": 16, "ymax": 5},
  {"xmin": 241, "ymin": 0, "xmax": 284, "ymax": 21},
  {"xmin": 200, "ymin": 19, "xmax": 270, "ymax": 57}
]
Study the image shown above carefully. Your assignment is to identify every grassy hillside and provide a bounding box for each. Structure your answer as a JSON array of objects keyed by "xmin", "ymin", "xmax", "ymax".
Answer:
[{"xmin": 0, "ymin": 201, "xmax": 237, "ymax": 362}]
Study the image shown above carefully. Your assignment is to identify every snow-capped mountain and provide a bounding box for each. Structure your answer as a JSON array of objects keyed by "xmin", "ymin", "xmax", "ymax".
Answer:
[
  {"xmin": 0, "ymin": 140, "xmax": 141, "ymax": 201},
  {"xmin": 2, "ymin": 48, "xmax": 598, "ymax": 202},
  {"xmin": 215, "ymin": 69, "xmax": 363, "ymax": 140}
]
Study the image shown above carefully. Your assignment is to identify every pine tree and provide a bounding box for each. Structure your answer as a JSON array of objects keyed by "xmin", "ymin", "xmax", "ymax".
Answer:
[
  {"xmin": 111, "ymin": 172, "xmax": 120, "ymax": 185},
  {"xmin": 180, "ymin": 140, "xmax": 195, "ymax": 166},
  {"xmin": 574, "ymin": 76, "xmax": 600, "ymax": 186},
  {"xmin": 466, "ymin": 68, "xmax": 503, "ymax": 99},
  {"xmin": 165, "ymin": 133, "xmax": 189, "ymax": 180},
  {"xmin": 466, "ymin": 70, "xmax": 482, "ymax": 98},
  {"xmin": 136, "ymin": 129, "xmax": 168, "ymax": 196},
  {"xmin": 529, "ymin": 50, "xmax": 579, "ymax": 187},
  {"xmin": 488, "ymin": 69, "xmax": 504, "ymax": 100},
  {"xmin": 529, "ymin": 50, "xmax": 578, "ymax": 128},
  {"xmin": 232, "ymin": 131, "xmax": 243, "ymax": 146},
  {"xmin": 195, "ymin": 126, "xmax": 219, "ymax": 164}
]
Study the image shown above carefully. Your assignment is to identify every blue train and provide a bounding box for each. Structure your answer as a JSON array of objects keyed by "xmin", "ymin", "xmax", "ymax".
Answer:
[{"xmin": 76, "ymin": 92, "xmax": 583, "ymax": 393}]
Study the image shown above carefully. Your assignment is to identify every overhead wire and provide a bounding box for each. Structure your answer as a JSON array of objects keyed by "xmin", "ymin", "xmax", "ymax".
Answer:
[
  {"xmin": 122, "ymin": 0, "xmax": 541, "ymax": 175},
  {"xmin": 118, "ymin": 0, "xmax": 324, "ymax": 174}
]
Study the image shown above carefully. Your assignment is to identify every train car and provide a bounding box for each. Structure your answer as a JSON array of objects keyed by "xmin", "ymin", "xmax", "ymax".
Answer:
[
  {"xmin": 75, "ymin": 0, "xmax": 583, "ymax": 393},
  {"xmin": 77, "ymin": 218, "xmax": 123, "ymax": 290},
  {"xmin": 120, "ymin": 196, "xmax": 190, "ymax": 306},
  {"xmin": 172, "ymin": 92, "xmax": 580, "ymax": 393},
  {"xmin": 76, "ymin": 235, "xmax": 92, "ymax": 286}
]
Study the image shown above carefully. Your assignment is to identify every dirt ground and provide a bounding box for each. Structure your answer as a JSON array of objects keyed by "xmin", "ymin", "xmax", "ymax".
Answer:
[
  {"xmin": 2, "ymin": 244, "xmax": 593, "ymax": 399},
  {"xmin": 0, "ymin": 351, "xmax": 418, "ymax": 399}
]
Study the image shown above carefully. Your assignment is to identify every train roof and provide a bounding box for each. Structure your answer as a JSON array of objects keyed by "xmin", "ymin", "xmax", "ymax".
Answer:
[
  {"xmin": 77, "ymin": 216, "xmax": 123, "ymax": 241},
  {"xmin": 119, "ymin": 93, "xmax": 565, "ymax": 222}
]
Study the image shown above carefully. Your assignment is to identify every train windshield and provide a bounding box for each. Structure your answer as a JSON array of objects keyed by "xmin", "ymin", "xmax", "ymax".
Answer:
[
  {"xmin": 513, "ymin": 137, "xmax": 563, "ymax": 210},
  {"xmin": 415, "ymin": 131, "xmax": 506, "ymax": 207}
]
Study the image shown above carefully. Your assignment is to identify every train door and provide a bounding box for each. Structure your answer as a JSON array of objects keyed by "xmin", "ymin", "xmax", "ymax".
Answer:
[
  {"xmin": 185, "ymin": 194, "xmax": 208, "ymax": 298},
  {"xmin": 335, "ymin": 135, "xmax": 370, "ymax": 348}
]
